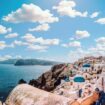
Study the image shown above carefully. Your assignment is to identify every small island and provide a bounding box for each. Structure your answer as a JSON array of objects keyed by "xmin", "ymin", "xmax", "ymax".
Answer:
[{"xmin": 15, "ymin": 59, "xmax": 60, "ymax": 66}]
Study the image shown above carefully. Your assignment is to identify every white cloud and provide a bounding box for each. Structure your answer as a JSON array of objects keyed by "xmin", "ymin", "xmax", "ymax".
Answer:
[
  {"xmin": 0, "ymin": 41, "xmax": 15, "ymax": 50},
  {"xmin": 68, "ymin": 46, "xmax": 105, "ymax": 62},
  {"xmin": 68, "ymin": 48, "xmax": 88, "ymax": 62},
  {"xmin": 66, "ymin": 37, "xmax": 105, "ymax": 62},
  {"xmin": 15, "ymin": 55, "xmax": 22, "ymax": 59},
  {"xmin": 29, "ymin": 23, "xmax": 50, "ymax": 32},
  {"xmin": 28, "ymin": 44, "xmax": 48, "ymax": 52},
  {"xmin": 0, "ymin": 41, "xmax": 6, "ymax": 50},
  {"xmin": 13, "ymin": 40, "xmax": 28, "ymax": 46},
  {"xmin": 69, "ymin": 41, "xmax": 81, "ymax": 47},
  {"xmin": 0, "ymin": 55, "xmax": 12, "ymax": 61},
  {"xmin": 5, "ymin": 33, "xmax": 18, "ymax": 38},
  {"xmin": 0, "ymin": 39, "xmax": 36, "ymax": 51},
  {"xmin": 22, "ymin": 33, "xmax": 60, "ymax": 45},
  {"xmin": 90, "ymin": 12, "xmax": 99, "ymax": 18},
  {"xmin": 76, "ymin": 30, "xmax": 90, "ymax": 39},
  {"xmin": 62, "ymin": 41, "xmax": 81, "ymax": 48},
  {"xmin": 88, "ymin": 46, "xmax": 105, "ymax": 57},
  {"xmin": 96, "ymin": 18, "xmax": 105, "ymax": 24},
  {"xmin": 37, "ymin": 38, "xmax": 60, "ymax": 45},
  {"xmin": 9, "ymin": 33, "xmax": 60, "ymax": 51},
  {"xmin": 96, "ymin": 37, "xmax": 105, "ymax": 44},
  {"xmin": 0, "ymin": 55, "xmax": 23, "ymax": 61},
  {"xmin": 53, "ymin": 0, "xmax": 88, "ymax": 18},
  {"xmin": 0, "ymin": 25, "xmax": 12, "ymax": 34},
  {"xmin": 95, "ymin": 37, "xmax": 105, "ymax": 51},
  {"xmin": 3, "ymin": 4, "xmax": 59, "ymax": 24},
  {"xmin": 12, "ymin": 39, "xmax": 49, "ymax": 52},
  {"xmin": 22, "ymin": 33, "xmax": 36, "ymax": 43}
]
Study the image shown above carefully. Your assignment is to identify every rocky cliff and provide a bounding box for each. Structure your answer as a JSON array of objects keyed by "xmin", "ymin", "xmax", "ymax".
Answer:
[{"xmin": 29, "ymin": 64, "xmax": 67, "ymax": 91}]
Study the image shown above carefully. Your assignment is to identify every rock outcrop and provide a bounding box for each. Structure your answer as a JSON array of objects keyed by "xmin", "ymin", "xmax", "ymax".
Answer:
[
  {"xmin": 18, "ymin": 79, "xmax": 27, "ymax": 84},
  {"xmin": 29, "ymin": 64, "xmax": 67, "ymax": 91},
  {"xmin": 5, "ymin": 84, "xmax": 70, "ymax": 105}
]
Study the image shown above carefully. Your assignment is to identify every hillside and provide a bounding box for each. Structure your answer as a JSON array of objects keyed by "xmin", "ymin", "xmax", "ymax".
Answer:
[
  {"xmin": 0, "ymin": 59, "xmax": 59, "ymax": 66},
  {"xmin": 15, "ymin": 59, "xmax": 59, "ymax": 66}
]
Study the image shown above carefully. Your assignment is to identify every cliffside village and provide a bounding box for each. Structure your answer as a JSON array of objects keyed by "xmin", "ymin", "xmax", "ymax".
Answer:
[{"xmin": 53, "ymin": 56, "xmax": 105, "ymax": 105}]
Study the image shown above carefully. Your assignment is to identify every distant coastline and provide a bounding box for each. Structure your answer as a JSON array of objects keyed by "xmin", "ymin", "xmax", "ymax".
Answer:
[{"xmin": 0, "ymin": 59, "xmax": 60, "ymax": 66}]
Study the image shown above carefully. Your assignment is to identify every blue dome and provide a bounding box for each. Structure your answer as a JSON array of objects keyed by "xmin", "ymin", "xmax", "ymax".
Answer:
[
  {"xmin": 74, "ymin": 77, "xmax": 85, "ymax": 82},
  {"xmin": 83, "ymin": 64, "xmax": 91, "ymax": 67}
]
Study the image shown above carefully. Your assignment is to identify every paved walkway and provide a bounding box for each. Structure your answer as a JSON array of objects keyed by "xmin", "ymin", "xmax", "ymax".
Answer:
[{"xmin": 71, "ymin": 91, "xmax": 99, "ymax": 105}]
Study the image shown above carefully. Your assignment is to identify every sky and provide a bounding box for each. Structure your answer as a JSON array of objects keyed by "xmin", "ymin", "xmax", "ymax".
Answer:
[{"xmin": 0, "ymin": 0, "xmax": 105, "ymax": 62}]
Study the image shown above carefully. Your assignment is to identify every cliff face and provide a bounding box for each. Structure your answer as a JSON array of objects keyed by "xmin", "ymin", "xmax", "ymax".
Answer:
[
  {"xmin": 29, "ymin": 64, "xmax": 67, "ymax": 91},
  {"xmin": 6, "ymin": 84, "xmax": 70, "ymax": 105}
]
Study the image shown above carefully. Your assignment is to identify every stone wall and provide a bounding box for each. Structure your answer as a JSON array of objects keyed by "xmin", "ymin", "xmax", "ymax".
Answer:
[{"xmin": 5, "ymin": 84, "xmax": 70, "ymax": 105}]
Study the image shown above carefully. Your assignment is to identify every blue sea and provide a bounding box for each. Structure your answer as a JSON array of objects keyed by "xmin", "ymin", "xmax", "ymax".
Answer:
[{"xmin": 0, "ymin": 64, "xmax": 51, "ymax": 101}]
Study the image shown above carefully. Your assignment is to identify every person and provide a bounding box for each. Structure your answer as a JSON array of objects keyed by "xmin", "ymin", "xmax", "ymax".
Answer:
[
  {"xmin": 94, "ymin": 90, "xmax": 105, "ymax": 105},
  {"xmin": 79, "ymin": 89, "xmax": 82, "ymax": 97}
]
